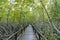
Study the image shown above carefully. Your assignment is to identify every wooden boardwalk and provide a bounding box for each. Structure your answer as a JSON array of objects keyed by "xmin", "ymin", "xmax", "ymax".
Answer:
[{"xmin": 17, "ymin": 24, "xmax": 37, "ymax": 40}]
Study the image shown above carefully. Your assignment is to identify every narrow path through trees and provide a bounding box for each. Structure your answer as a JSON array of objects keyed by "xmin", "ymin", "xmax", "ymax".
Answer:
[{"xmin": 18, "ymin": 24, "xmax": 37, "ymax": 40}]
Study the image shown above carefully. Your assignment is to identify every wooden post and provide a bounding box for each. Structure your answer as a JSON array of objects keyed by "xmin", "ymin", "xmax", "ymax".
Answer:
[
  {"xmin": 15, "ymin": 34, "xmax": 17, "ymax": 40},
  {"xmin": 24, "ymin": 27, "xmax": 26, "ymax": 31},
  {"xmin": 38, "ymin": 34, "xmax": 41, "ymax": 40},
  {"xmin": 21, "ymin": 29, "xmax": 22, "ymax": 33}
]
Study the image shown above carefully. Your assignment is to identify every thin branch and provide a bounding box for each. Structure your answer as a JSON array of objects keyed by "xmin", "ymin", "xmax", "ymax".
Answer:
[
  {"xmin": 40, "ymin": 1, "xmax": 60, "ymax": 34},
  {"xmin": 0, "ymin": 25, "xmax": 8, "ymax": 34}
]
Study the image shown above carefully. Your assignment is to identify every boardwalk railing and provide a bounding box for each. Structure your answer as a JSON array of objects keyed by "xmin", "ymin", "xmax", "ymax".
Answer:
[
  {"xmin": 5, "ymin": 24, "xmax": 28, "ymax": 40},
  {"xmin": 32, "ymin": 24, "xmax": 47, "ymax": 40}
]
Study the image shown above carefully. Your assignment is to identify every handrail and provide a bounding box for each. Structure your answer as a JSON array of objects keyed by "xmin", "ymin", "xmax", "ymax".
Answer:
[
  {"xmin": 31, "ymin": 24, "xmax": 48, "ymax": 40},
  {"xmin": 6, "ymin": 24, "xmax": 28, "ymax": 40}
]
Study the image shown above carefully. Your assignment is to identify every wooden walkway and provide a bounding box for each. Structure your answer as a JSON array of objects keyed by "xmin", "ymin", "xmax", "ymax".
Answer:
[{"xmin": 17, "ymin": 24, "xmax": 37, "ymax": 40}]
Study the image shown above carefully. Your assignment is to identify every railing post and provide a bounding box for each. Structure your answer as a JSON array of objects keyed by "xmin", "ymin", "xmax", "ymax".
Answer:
[
  {"xmin": 15, "ymin": 34, "xmax": 17, "ymax": 40},
  {"xmin": 21, "ymin": 29, "xmax": 22, "ymax": 33},
  {"xmin": 24, "ymin": 27, "xmax": 25, "ymax": 31},
  {"xmin": 38, "ymin": 33, "xmax": 41, "ymax": 40}
]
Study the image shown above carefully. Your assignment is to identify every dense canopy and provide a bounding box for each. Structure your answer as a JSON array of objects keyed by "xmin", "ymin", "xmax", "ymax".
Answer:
[{"xmin": 0, "ymin": 0, "xmax": 60, "ymax": 40}]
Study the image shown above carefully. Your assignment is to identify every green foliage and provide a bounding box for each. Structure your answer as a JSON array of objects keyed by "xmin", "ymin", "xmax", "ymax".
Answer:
[
  {"xmin": 0, "ymin": 0, "xmax": 59, "ymax": 40},
  {"xmin": 48, "ymin": 33, "xmax": 57, "ymax": 40},
  {"xmin": 50, "ymin": 0, "xmax": 60, "ymax": 22}
]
